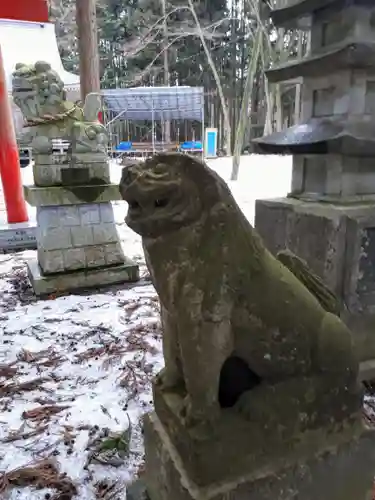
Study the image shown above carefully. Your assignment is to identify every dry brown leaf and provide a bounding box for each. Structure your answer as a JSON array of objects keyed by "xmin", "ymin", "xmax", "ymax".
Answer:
[
  {"xmin": 0, "ymin": 458, "xmax": 77, "ymax": 498},
  {"xmin": 0, "ymin": 377, "xmax": 50, "ymax": 396},
  {"xmin": 22, "ymin": 405, "xmax": 70, "ymax": 422}
]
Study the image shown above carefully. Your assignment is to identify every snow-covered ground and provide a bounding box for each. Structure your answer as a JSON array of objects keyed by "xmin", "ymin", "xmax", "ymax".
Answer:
[{"xmin": 0, "ymin": 155, "xmax": 292, "ymax": 499}]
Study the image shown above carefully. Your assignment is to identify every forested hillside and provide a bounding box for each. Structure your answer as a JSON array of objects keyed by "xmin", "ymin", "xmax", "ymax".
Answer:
[{"xmin": 48, "ymin": 0, "xmax": 307, "ymax": 152}]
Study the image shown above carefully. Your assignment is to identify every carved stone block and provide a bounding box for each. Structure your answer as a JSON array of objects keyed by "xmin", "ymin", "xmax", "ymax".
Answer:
[
  {"xmin": 24, "ymin": 184, "xmax": 122, "ymax": 206},
  {"xmin": 290, "ymin": 155, "xmax": 375, "ymax": 198},
  {"xmin": 151, "ymin": 383, "xmax": 361, "ymax": 488},
  {"xmin": 33, "ymin": 153, "xmax": 108, "ymax": 165},
  {"xmin": 253, "ymin": 1, "xmax": 375, "ymax": 156},
  {"xmin": 144, "ymin": 413, "xmax": 375, "ymax": 500},
  {"xmin": 255, "ymin": 196, "xmax": 375, "ymax": 363},
  {"xmin": 27, "ymin": 258, "xmax": 139, "ymax": 296},
  {"xmin": 36, "ymin": 203, "xmax": 125, "ymax": 274},
  {"xmin": 33, "ymin": 162, "xmax": 110, "ymax": 187}
]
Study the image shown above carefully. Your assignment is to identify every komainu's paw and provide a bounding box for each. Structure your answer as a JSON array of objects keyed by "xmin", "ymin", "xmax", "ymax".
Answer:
[
  {"xmin": 180, "ymin": 394, "xmax": 220, "ymax": 430},
  {"xmin": 154, "ymin": 368, "xmax": 182, "ymax": 391}
]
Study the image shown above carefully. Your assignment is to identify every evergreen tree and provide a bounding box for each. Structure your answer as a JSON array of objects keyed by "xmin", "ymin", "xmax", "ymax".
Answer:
[
  {"xmin": 96, "ymin": 0, "xmax": 134, "ymax": 87},
  {"xmin": 50, "ymin": 0, "xmax": 260, "ymax": 146},
  {"xmin": 50, "ymin": 0, "xmax": 78, "ymax": 72},
  {"xmin": 169, "ymin": 0, "xmax": 229, "ymax": 87}
]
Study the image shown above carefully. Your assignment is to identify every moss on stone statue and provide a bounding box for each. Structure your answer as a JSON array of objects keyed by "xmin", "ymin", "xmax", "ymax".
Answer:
[
  {"xmin": 12, "ymin": 61, "xmax": 107, "ymax": 154},
  {"xmin": 119, "ymin": 153, "xmax": 361, "ymax": 436}
]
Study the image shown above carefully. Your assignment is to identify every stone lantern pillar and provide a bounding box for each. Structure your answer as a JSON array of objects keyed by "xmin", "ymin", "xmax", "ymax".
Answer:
[{"xmin": 254, "ymin": 0, "xmax": 375, "ymax": 362}]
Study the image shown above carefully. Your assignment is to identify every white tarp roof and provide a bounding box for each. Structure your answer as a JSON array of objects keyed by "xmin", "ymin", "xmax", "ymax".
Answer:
[
  {"xmin": 102, "ymin": 86, "xmax": 204, "ymax": 122},
  {"xmin": 0, "ymin": 19, "xmax": 80, "ymax": 94}
]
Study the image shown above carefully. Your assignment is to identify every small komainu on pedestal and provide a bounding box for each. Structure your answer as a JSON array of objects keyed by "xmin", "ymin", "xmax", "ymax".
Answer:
[
  {"xmin": 12, "ymin": 61, "xmax": 138, "ymax": 296},
  {"xmin": 120, "ymin": 153, "xmax": 375, "ymax": 500}
]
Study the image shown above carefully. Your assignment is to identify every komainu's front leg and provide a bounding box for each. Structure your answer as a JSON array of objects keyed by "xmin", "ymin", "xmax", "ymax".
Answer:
[
  {"xmin": 31, "ymin": 135, "xmax": 53, "ymax": 154},
  {"xmin": 179, "ymin": 315, "xmax": 232, "ymax": 428},
  {"xmin": 155, "ymin": 306, "xmax": 184, "ymax": 392}
]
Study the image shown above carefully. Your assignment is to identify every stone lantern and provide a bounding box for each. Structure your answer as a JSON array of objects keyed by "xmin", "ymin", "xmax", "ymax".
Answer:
[{"xmin": 254, "ymin": 0, "xmax": 375, "ymax": 361}]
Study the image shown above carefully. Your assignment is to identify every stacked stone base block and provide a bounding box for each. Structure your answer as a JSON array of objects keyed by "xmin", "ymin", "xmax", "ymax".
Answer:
[
  {"xmin": 36, "ymin": 203, "xmax": 125, "ymax": 274},
  {"xmin": 255, "ymin": 197, "xmax": 375, "ymax": 361},
  {"xmin": 24, "ymin": 152, "xmax": 139, "ymax": 295},
  {"xmin": 32, "ymin": 153, "xmax": 111, "ymax": 187},
  {"xmin": 144, "ymin": 413, "xmax": 375, "ymax": 500},
  {"xmin": 27, "ymin": 258, "xmax": 138, "ymax": 296}
]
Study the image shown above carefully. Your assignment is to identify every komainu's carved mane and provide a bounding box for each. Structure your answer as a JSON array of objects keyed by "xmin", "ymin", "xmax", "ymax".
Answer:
[
  {"xmin": 120, "ymin": 152, "xmax": 360, "ymax": 437},
  {"xmin": 12, "ymin": 60, "xmax": 107, "ymax": 154}
]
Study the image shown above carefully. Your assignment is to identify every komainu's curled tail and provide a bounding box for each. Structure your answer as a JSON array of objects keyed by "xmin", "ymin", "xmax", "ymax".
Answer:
[{"xmin": 276, "ymin": 249, "xmax": 341, "ymax": 316}]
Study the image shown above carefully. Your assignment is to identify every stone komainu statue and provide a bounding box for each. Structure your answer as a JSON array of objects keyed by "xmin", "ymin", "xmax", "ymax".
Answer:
[
  {"xmin": 119, "ymin": 153, "xmax": 360, "ymax": 432},
  {"xmin": 12, "ymin": 61, "xmax": 107, "ymax": 154}
]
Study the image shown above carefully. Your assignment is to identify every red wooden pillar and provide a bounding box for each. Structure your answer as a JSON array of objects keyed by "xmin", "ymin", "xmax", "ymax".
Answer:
[
  {"xmin": 0, "ymin": 44, "xmax": 28, "ymax": 223},
  {"xmin": 0, "ymin": 0, "xmax": 49, "ymax": 223}
]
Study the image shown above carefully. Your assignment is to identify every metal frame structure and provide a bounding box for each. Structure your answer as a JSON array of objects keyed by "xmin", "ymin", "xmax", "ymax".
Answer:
[{"xmin": 101, "ymin": 86, "xmax": 205, "ymax": 158}]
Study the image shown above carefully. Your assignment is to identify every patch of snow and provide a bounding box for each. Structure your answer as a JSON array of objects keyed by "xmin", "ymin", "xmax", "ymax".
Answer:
[{"xmin": 0, "ymin": 155, "xmax": 292, "ymax": 499}]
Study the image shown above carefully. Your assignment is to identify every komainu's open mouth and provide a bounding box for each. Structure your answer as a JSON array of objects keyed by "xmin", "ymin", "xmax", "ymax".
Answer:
[{"xmin": 127, "ymin": 197, "xmax": 170, "ymax": 213}]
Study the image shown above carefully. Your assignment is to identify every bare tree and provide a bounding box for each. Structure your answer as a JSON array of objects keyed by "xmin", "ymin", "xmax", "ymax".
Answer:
[
  {"xmin": 161, "ymin": 0, "xmax": 171, "ymax": 143},
  {"xmin": 122, "ymin": 3, "xmax": 232, "ymax": 155},
  {"xmin": 231, "ymin": 0, "xmax": 306, "ymax": 179},
  {"xmin": 185, "ymin": 0, "xmax": 231, "ymax": 155},
  {"xmin": 231, "ymin": 25, "xmax": 262, "ymax": 180}
]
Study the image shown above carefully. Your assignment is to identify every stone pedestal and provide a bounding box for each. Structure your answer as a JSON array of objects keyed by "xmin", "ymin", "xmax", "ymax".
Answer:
[
  {"xmin": 24, "ymin": 152, "xmax": 138, "ymax": 295},
  {"xmin": 139, "ymin": 382, "xmax": 375, "ymax": 500},
  {"xmin": 252, "ymin": 1, "xmax": 375, "ymax": 364},
  {"xmin": 255, "ymin": 197, "xmax": 375, "ymax": 361},
  {"xmin": 143, "ymin": 411, "xmax": 375, "ymax": 500}
]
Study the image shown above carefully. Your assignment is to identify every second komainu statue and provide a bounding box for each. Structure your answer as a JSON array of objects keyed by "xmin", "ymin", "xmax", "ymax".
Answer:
[
  {"xmin": 12, "ymin": 61, "xmax": 107, "ymax": 154},
  {"xmin": 120, "ymin": 153, "xmax": 372, "ymax": 500}
]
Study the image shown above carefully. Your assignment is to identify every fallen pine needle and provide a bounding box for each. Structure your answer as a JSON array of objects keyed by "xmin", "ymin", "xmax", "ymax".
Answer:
[
  {"xmin": 2, "ymin": 424, "xmax": 48, "ymax": 443},
  {"xmin": 0, "ymin": 458, "xmax": 77, "ymax": 499},
  {"xmin": 74, "ymin": 343, "xmax": 127, "ymax": 363},
  {"xmin": 17, "ymin": 348, "xmax": 66, "ymax": 368},
  {"xmin": 22, "ymin": 405, "xmax": 70, "ymax": 422},
  {"xmin": 95, "ymin": 479, "xmax": 123, "ymax": 499},
  {"xmin": 0, "ymin": 363, "xmax": 18, "ymax": 379},
  {"xmin": 0, "ymin": 377, "xmax": 50, "ymax": 396}
]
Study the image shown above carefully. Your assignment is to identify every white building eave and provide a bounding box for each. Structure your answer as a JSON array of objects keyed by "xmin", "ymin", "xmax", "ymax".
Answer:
[{"xmin": 0, "ymin": 18, "xmax": 80, "ymax": 94}]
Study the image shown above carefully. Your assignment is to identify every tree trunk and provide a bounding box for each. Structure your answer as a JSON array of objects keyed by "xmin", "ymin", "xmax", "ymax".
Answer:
[
  {"xmin": 161, "ymin": 0, "xmax": 171, "ymax": 143},
  {"xmin": 186, "ymin": 0, "xmax": 232, "ymax": 155},
  {"xmin": 230, "ymin": 1, "xmax": 237, "ymax": 152},
  {"xmin": 76, "ymin": 0, "xmax": 100, "ymax": 101},
  {"xmin": 231, "ymin": 27, "xmax": 263, "ymax": 181}
]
